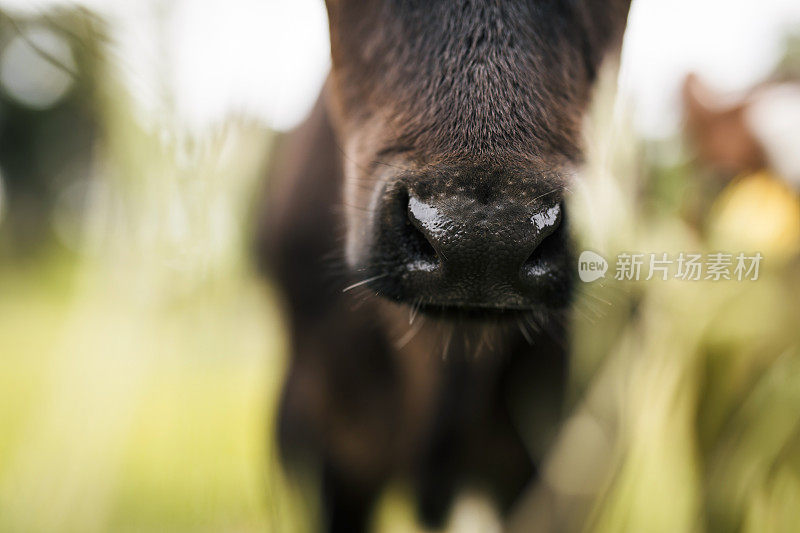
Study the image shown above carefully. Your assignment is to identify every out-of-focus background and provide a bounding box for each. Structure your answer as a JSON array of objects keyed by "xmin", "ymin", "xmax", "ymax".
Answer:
[{"xmin": 0, "ymin": 1, "xmax": 799, "ymax": 532}]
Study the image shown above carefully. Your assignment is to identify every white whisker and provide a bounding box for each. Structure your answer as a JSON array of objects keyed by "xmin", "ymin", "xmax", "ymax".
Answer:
[
  {"xmin": 395, "ymin": 318, "xmax": 424, "ymax": 350},
  {"xmin": 342, "ymin": 273, "xmax": 389, "ymax": 293},
  {"xmin": 409, "ymin": 299, "xmax": 421, "ymax": 325},
  {"xmin": 518, "ymin": 319, "xmax": 534, "ymax": 345}
]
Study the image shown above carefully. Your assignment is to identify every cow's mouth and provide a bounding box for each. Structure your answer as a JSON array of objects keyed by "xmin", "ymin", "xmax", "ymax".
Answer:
[{"xmin": 409, "ymin": 302, "xmax": 543, "ymax": 322}]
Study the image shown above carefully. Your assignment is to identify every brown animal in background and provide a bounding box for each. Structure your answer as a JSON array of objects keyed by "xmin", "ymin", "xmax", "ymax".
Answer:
[
  {"xmin": 683, "ymin": 73, "xmax": 767, "ymax": 177},
  {"xmin": 259, "ymin": 1, "xmax": 630, "ymax": 531},
  {"xmin": 683, "ymin": 72, "xmax": 800, "ymax": 187}
]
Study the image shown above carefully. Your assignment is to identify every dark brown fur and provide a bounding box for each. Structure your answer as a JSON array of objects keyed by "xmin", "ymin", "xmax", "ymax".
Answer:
[{"xmin": 258, "ymin": 1, "xmax": 630, "ymax": 531}]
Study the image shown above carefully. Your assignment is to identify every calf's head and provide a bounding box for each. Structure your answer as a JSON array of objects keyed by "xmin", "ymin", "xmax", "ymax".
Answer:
[{"xmin": 326, "ymin": 0, "xmax": 630, "ymax": 315}]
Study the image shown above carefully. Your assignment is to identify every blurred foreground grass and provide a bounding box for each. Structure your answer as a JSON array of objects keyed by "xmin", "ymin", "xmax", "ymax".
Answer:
[
  {"xmin": 510, "ymin": 71, "xmax": 800, "ymax": 532},
  {"xmin": 0, "ymin": 253, "xmax": 285, "ymax": 532},
  {"xmin": 0, "ymin": 13, "xmax": 304, "ymax": 525}
]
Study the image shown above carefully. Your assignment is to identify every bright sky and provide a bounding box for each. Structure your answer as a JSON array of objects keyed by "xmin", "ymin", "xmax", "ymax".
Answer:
[{"xmin": 1, "ymin": 0, "xmax": 800, "ymax": 137}]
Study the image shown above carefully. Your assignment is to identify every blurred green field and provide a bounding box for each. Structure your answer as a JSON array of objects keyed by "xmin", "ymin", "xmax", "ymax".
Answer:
[
  {"xmin": 0, "ymin": 25, "xmax": 302, "ymax": 524},
  {"xmin": 0, "ymin": 249, "xmax": 293, "ymax": 533}
]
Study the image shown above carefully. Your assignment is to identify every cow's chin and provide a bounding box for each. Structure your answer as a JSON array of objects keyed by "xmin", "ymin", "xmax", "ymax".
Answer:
[{"xmin": 367, "ymin": 296, "xmax": 567, "ymax": 358}]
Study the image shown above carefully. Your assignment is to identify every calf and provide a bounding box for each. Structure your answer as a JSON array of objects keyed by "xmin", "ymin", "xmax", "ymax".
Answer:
[{"xmin": 259, "ymin": 1, "xmax": 630, "ymax": 531}]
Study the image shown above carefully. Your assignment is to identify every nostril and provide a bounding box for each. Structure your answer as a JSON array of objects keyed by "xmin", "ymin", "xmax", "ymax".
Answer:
[
  {"xmin": 398, "ymin": 190, "xmax": 439, "ymax": 270},
  {"xmin": 522, "ymin": 202, "xmax": 565, "ymax": 277}
]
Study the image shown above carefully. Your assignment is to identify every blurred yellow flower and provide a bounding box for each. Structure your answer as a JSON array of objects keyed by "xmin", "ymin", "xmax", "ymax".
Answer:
[{"xmin": 709, "ymin": 171, "xmax": 800, "ymax": 257}]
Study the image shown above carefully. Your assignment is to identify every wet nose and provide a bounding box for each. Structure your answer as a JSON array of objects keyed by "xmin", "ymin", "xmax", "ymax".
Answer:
[{"xmin": 395, "ymin": 191, "xmax": 564, "ymax": 307}]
